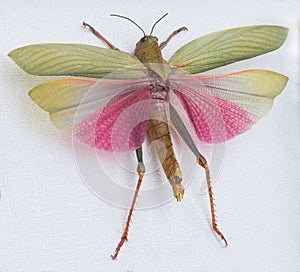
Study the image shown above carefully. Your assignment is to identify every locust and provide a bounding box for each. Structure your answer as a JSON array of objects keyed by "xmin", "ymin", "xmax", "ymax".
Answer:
[{"xmin": 8, "ymin": 14, "xmax": 288, "ymax": 259}]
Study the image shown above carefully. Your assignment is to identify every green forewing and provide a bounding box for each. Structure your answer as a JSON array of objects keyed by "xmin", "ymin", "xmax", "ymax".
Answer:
[
  {"xmin": 169, "ymin": 25, "xmax": 288, "ymax": 74},
  {"xmin": 8, "ymin": 44, "xmax": 147, "ymax": 79}
]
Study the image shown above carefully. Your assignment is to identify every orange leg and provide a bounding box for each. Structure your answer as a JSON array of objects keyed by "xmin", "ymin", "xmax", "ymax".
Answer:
[
  {"xmin": 82, "ymin": 22, "xmax": 119, "ymax": 50},
  {"xmin": 169, "ymin": 105, "xmax": 227, "ymax": 246},
  {"xmin": 159, "ymin": 27, "xmax": 188, "ymax": 49},
  {"xmin": 111, "ymin": 173, "xmax": 144, "ymax": 260},
  {"xmin": 198, "ymin": 158, "xmax": 228, "ymax": 246}
]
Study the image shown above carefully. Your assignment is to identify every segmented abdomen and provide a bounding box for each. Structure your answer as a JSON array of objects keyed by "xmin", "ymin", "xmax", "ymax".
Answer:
[{"xmin": 148, "ymin": 98, "xmax": 182, "ymax": 183}]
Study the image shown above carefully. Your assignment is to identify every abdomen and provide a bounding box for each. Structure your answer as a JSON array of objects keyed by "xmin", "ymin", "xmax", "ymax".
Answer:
[{"xmin": 148, "ymin": 96, "xmax": 184, "ymax": 201}]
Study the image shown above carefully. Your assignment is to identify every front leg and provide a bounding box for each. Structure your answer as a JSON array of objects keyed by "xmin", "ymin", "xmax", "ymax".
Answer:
[
  {"xmin": 83, "ymin": 22, "xmax": 119, "ymax": 50},
  {"xmin": 160, "ymin": 26, "xmax": 188, "ymax": 50}
]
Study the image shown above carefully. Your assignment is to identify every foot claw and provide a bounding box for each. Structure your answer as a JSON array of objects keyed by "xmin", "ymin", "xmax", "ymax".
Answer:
[{"xmin": 213, "ymin": 226, "xmax": 228, "ymax": 246}]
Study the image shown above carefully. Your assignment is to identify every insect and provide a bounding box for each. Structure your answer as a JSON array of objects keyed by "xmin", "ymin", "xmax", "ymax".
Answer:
[{"xmin": 8, "ymin": 14, "xmax": 288, "ymax": 259}]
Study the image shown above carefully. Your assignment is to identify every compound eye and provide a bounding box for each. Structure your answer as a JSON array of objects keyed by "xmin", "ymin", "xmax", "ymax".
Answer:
[{"xmin": 140, "ymin": 36, "xmax": 147, "ymax": 42}]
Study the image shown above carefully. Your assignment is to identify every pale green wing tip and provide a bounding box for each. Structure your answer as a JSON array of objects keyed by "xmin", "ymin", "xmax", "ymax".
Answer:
[
  {"xmin": 280, "ymin": 26, "xmax": 289, "ymax": 37},
  {"xmin": 273, "ymin": 25, "xmax": 289, "ymax": 48},
  {"xmin": 28, "ymin": 87, "xmax": 36, "ymax": 101},
  {"xmin": 8, "ymin": 47, "xmax": 22, "ymax": 61},
  {"xmin": 8, "ymin": 47, "xmax": 31, "ymax": 74},
  {"xmin": 7, "ymin": 48, "xmax": 16, "ymax": 58},
  {"xmin": 8, "ymin": 49, "xmax": 18, "ymax": 63},
  {"xmin": 28, "ymin": 86, "xmax": 47, "ymax": 111},
  {"xmin": 278, "ymin": 74, "xmax": 289, "ymax": 96},
  {"xmin": 264, "ymin": 69, "xmax": 289, "ymax": 97}
]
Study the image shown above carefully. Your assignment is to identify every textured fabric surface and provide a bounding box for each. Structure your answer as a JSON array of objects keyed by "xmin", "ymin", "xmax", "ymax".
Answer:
[{"xmin": 1, "ymin": 0, "xmax": 300, "ymax": 271}]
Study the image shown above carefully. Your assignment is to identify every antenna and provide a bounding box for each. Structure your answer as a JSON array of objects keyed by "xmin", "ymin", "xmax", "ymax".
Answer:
[
  {"xmin": 110, "ymin": 14, "xmax": 146, "ymax": 36},
  {"xmin": 150, "ymin": 13, "xmax": 168, "ymax": 35}
]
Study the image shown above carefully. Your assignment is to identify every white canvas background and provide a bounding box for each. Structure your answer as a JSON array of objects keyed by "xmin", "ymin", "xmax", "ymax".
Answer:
[{"xmin": 0, "ymin": 0, "xmax": 300, "ymax": 271}]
